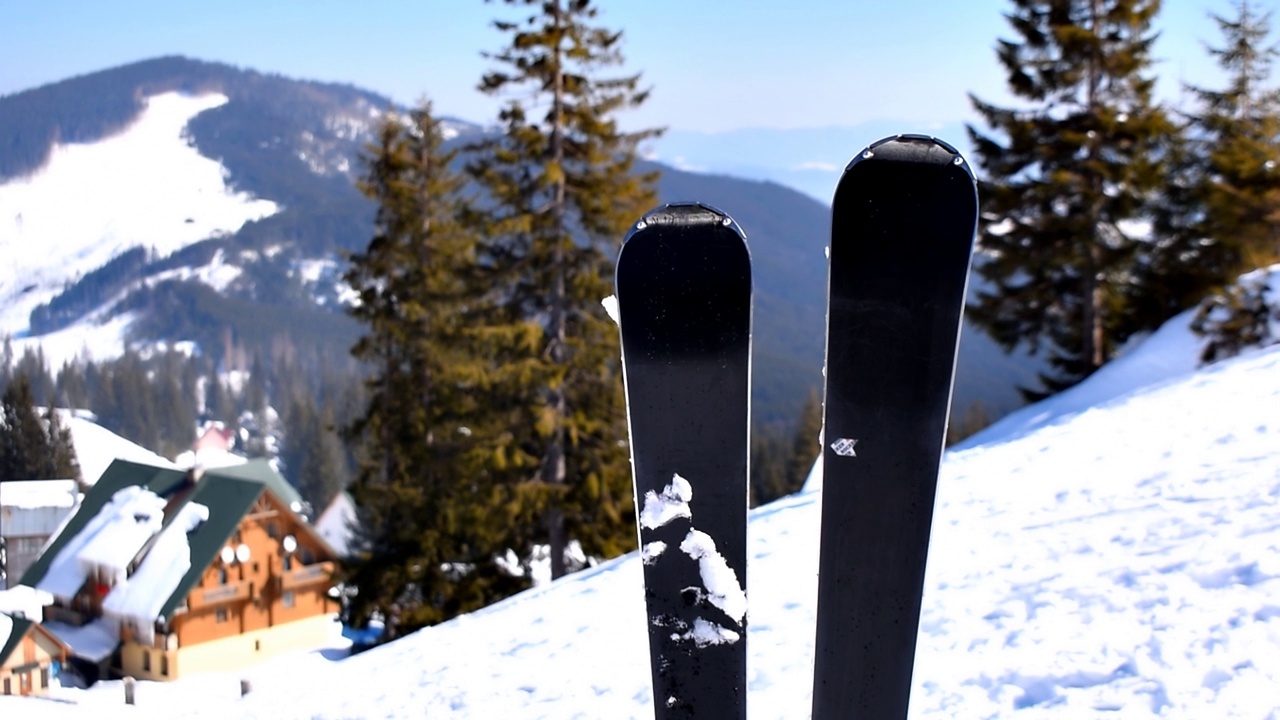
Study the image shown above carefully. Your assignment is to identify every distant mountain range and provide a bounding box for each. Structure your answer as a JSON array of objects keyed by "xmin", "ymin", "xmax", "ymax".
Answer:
[
  {"xmin": 649, "ymin": 121, "xmax": 973, "ymax": 205},
  {"xmin": 0, "ymin": 56, "xmax": 1039, "ymax": 428}
]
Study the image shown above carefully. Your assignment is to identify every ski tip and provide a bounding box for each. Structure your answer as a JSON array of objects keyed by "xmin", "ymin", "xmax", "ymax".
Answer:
[
  {"xmin": 843, "ymin": 134, "xmax": 974, "ymax": 178},
  {"xmin": 622, "ymin": 202, "xmax": 746, "ymax": 244}
]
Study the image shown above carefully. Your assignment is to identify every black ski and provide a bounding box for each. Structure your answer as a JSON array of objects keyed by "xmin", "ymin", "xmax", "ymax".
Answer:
[
  {"xmin": 615, "ymin": 202, "xmax": 752, "ymax": 720},
  {"xmin": 811, "ymin": 135, "xmax": 978, "ymax": 719}
]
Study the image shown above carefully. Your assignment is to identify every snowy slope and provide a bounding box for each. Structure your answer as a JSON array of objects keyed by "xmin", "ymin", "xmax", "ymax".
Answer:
[
  {"xmin": 66, "ymin": 412, "xmax": 177, "ymax": 486},
  {"xmin": 4, "ymin": 315, "xmax": 1279, "ymax": 718},
  {"xmin": 0, "ymin": 92, "xmax": 278, "ymax": 364}
]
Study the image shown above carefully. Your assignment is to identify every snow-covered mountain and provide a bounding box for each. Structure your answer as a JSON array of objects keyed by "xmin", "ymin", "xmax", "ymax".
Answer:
[
  {"xmin": 4, "ymin": 278, "xmax": 1277, "ymax": 718},
  {"xmin": 0, "ymin": 57, "xmax": 1041, "ymax": 426},
  {"xmin": 0, "ymin": 92, "xmax": 279, "ymax": 367}
]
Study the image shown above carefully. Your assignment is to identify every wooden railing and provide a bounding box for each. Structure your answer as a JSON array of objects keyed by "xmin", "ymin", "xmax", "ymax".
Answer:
[
  {"xmin": 279, "ymin": 561, "xmax": 335, "ymax": 591},
  {"xmin": 187, "ymin": 579, "xmax": 253, "ymax": 610}
]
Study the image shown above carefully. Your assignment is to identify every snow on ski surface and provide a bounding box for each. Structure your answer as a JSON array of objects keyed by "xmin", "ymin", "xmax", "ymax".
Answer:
[
  {"xmin": 3, "ymin": 294, "xmax": 1279, "ymax": 718},
  {"xmin": 0, "ymin": 92, "xmax": 279, "ymax": 366}
]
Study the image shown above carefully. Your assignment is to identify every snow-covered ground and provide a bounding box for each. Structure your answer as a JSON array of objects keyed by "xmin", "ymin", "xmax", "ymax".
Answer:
[
  {"xmin": 4, "ymin": 301, "xmax": 1279, "ymax": 718},
  {"xmin": 0, "ymin": 92, "xmax": 278, "ymax": 366}
]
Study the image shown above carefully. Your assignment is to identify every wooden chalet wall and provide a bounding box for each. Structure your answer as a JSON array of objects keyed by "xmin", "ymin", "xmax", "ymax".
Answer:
[
  {"xmin": 0, "ymin": 621, "xmax": 67, "ymax": 696},
  {"xmin": 120, "ymin": 490, "xmax": 335, "ymax": 680}
]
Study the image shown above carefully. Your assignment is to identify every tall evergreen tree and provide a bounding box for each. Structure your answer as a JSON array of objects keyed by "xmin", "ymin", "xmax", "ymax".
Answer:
[
  {"xmin": 968, "ymin": 0, "xmax": 1176, "ymax": 397},
  {"xmin": 470, "ymin": 0, "xmax": 660, "ymax": 579},
  {"xmin": 1187, "ymin": 1, "xmax": 1280, "ymax": 273},
  {"xmin": 344, "ymin": 102, "xmax": 526, "ymax": 637}
]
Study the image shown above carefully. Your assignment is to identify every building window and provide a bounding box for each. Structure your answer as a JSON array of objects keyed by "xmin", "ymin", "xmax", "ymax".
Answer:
[
  {"xmin": 161, "ymin": 655, "xmax": 169, "ymax": 677},
  {"xmin": 41, "ymin": 667, "xmax": 49, "ymax": 688},
  {"xmin": 216, "ymin": 607, "xmax": 228, "ymax": 623},
  {"xmin": 3, "ymin": 677, "xmax": 9, "ymax": 695},
  {"xmin": 283, "ymin": 555, "xmax": 292, "ymax": 571},
  {"xmin": 267, "ymin": 522, "xmax": 279, "ymax": 538},
  {"xmin": 143, "ymin": 651, "xmax": 151, "ymax": 672},
  {"xmin": 218, "ymin": 567, "xmax": 227, "ymax": 585},
  {"xmin": 282, "ymin": 591, "xmax": 295, "ymax": 609}
]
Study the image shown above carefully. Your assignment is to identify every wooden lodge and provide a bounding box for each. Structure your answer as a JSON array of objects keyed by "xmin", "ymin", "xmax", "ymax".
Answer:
[{"xmin": 17, "ymin": 458, "xmax": 338, "ymax": 682}]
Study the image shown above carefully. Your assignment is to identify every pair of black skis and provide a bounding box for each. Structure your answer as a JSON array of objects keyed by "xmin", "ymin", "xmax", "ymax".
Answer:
[{"xmin": 615, "ymin": 135, "xmax": 979, "ymax": 719}]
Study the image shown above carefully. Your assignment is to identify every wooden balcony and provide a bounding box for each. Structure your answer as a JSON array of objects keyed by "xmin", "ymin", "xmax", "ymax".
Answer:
[
  {"xmin": 187, "ymin": 579, "xmax": 253, "ymax": 610},
  {"xmin": 278, "ymin": 562, "xmax": 334, "ymax": 592}
]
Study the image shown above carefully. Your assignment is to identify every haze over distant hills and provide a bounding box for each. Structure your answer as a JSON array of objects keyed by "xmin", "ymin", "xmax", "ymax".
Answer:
[
  {"xmin": 650, "ymin": 121, "xmax": 972, "ymax": 204},
  {"xmin": 0, "ymin": 56, "xmax": 1038, "ymax": 427}
]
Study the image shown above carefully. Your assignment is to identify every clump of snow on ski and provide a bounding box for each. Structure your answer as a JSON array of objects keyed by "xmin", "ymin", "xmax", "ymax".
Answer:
[
  {"xmin": 639, "ymin": 473, "xmax": 693, "ymax": 530},
  {"xmin": 601, "ymin": 294, "xmax": 620, "ymax": 325},
  {"xmin": 679, "ymin": 529, "xmax": 747, "ymax": 626},
  {"xmin": 638, "ymin": 472, "xmax": 747, "ymax": 647}
]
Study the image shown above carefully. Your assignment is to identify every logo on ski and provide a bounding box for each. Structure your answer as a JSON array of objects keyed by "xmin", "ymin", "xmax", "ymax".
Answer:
[{"xmin": 830, "ymin": 437, "xmax": 858, "ymax": 457}]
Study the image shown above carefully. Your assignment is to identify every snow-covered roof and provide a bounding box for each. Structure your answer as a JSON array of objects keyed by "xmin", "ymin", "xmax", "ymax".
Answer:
[
  {"xmin": 101, "ymin": 498, "xmax": 209, "ymax": 623},
  {"xmin": 66, "ymin": 411, "xmax": 176, "ymax": 486},
  {"xmin": 314, "ymin": 491, "xmax": 357, "ymax": 558},
  {"xmin": 173, "ymin": 445, "xmax": 249, "ymax": 473},
  {"xmin": 0, "ymin": 585, "xmax": 53, "ymax": 621},
  {"xmin": 36, "ymin": 486, "xmax": 163, "ymax": 598},
  {"xmin": 21, "ymin": 456, "xmax": 329, "ymax": 632},
  {"xmin": 0, "ymin": 479, "xmax": 78, "ymax": 510},
  {"xmin": 0, "ymin": 479, "xmax": 80, "ymax": 538},
  {"xmin": 41, "ymin": 618, "xmax": 116, "ymax": 663}
]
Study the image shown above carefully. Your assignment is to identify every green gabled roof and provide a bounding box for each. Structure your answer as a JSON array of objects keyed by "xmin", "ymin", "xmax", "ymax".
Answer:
[
  {"xmin": 204, "ymin": 459, "xmax": 303, "ymax": 509},
  {"xmin": 156, "ymin": 475, "xmax": 264, "ymax": 621},
  {"xmin": 19, "ymin": 459, "xmax": 187, "ymax": 588},
  {"xmin": 19, "ymin": 457, "xmax": 311, "ymax": 625},
  {"xmin": 0, "ymin": 614, "xmax": 35, "ymax": 667}
]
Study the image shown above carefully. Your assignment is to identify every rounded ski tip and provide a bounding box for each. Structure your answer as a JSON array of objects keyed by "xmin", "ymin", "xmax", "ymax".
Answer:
[
  {"xmin": 621, "ymin": 202, "xmax": 745, "ymax": 244},
  {"xmin": 843, "ymin": 134, "xmax": 973, "ymax": 177}
]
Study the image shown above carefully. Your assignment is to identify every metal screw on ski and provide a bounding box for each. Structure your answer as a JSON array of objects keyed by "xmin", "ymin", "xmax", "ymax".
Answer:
[
  {"xmin": 810, "ymin": 135, "xmax": 978, "ymax": 719},
  {"xmin": 614, "ymin": 203, "xmax": 752, "ymax": 720}
]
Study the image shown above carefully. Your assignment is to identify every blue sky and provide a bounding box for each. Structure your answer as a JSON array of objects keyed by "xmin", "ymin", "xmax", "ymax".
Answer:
[{"xmin": 0, "ymin": 1, "xmax": 1245, "ymax": 133}]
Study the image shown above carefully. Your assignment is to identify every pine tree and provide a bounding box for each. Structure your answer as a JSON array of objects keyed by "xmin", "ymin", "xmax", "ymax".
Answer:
[
  {"xmin": 55, "ymin": 361, "xmax": 89, "ymax": 411},
  {"xmin": 13, "ymin": 348, "xmax": 53, "ymax": 405},
  {"xmin": 968, "ymin": 0, "xmax": 1177, "ymax": 398},
  {"xmin": 470, "ymin": 0, "xmax": 660, "ymax": 579},
  {"xmin": 298, "ymin": 398, "xmax": 346, "ymax": 510},
  {"xmin": 1187, "ymin": 1, "xmax": 1280, "ymax": 273},
  {"xmin": 44, "ymin": 403, "xmax": 80, "ymax": 481},
  {"xmin": 784, "ymin": 387, "xmax": 823, "ymax": 493},
  {"xmin": 749, "ymin": 426, "xmax": 789, "ymax": 507},
  {"xmin": 1, "ymin": 374, "xmax": 55, "ymax": 481},
  {"xmin": 205, "ymin": 366, "xmax": 237, "ymax": 426},
  {"xmin": 287, "ymin": 391, "xmax": 347, "ymax": 511},
  {"xmin": 343, "ymin": 102, "xmax": 526, "ymax": 637},
  {"xmin": 0, "ymin": 337, "xmax": 12, "ymax": 389}
]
